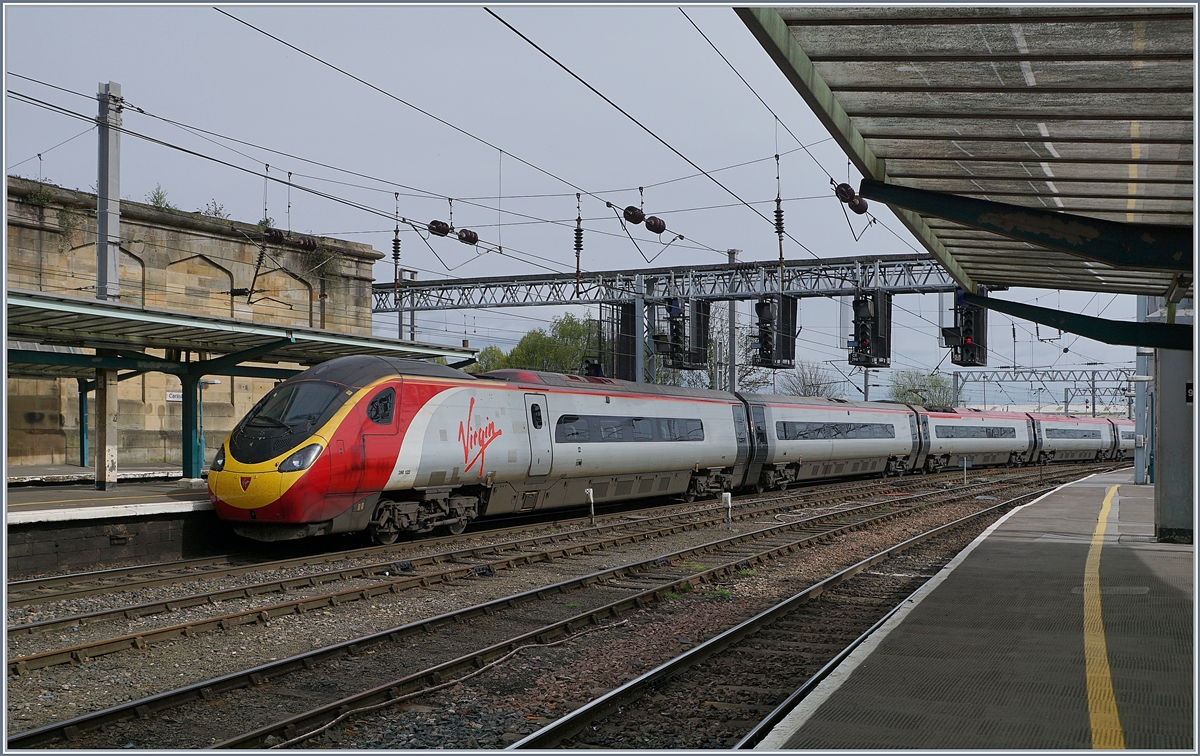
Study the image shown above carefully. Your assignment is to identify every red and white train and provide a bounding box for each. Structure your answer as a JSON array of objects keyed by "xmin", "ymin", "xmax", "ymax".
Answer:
[{"xmin": 209, "ymin": 356, "xmax": 1133, "ymax": 543}]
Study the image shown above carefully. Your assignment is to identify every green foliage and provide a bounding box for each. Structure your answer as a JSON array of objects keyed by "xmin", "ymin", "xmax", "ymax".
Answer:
[
  {"xmin": 147, "ymin": 184, "xmax": 177, "ymax": 211},
  {"xmin": 890, "ymin": 369, "xmax": 954, "ymax": 407},
  {"xmin": 663, "ymin": 592, "xmax": 681, "ymax": 600},
  {"xmin": 473, "ymin": 345, "xmax": 510, "ymax": 373},
  {"xmin": 707, "ymin": 589, "xmax": 731, "ymax": 599},
  {"xmin": 200, "ymin": 199, "xmax": 229, "ymax": 219},
  {"xmin": 24, "ymin": 182, "xmax": 54, "ymax": 208},
  {"xmin": 737, "ymin": 569, "xmax": 758, "ymax": 577},
  {"xmin": 477, "ymin": 313, "xmax": 596, "ymax": 374}
]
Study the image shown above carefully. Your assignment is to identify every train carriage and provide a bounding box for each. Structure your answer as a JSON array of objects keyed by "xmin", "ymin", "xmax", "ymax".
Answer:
[
  {"xmin": 918, "ymin": 408, "xmax": 1035, "ymax": 472},
  {"xmin": 744, "ymin": 396, "xmax": 917, "ymax": 489},
  {"xmin": 1029, "ymin": 413, "xmax": 1114, "ymax": 463},
  {"xmin": 210, "ymin": 356, "xmax": 1132, "ymax": 544}
]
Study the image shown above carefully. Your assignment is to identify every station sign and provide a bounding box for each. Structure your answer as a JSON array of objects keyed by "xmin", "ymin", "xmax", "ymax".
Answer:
[{"xmin": 167, "ymin": 391, "xmax": 182, "ymax": 403}]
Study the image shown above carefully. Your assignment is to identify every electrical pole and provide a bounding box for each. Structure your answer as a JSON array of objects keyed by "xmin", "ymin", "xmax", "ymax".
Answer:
[
  {"xmin": 96, "ymin": 81, "xmax": 121, "ymax": 301},
  {"xmin": 863, "ymin": 368, "xmax": 870, "ymax": 402},
  {"xmin": 727, "ymin": 249, "xmax": 739, "ymax": 393},
  {"xmin": 95, "ymin": 81, "xmax": 122, "ymax": 490}
]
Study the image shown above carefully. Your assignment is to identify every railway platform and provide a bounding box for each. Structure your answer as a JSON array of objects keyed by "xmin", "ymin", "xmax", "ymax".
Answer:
[
  {"xmin": 6, "ymin": 477, "xmax": 231, "ymax": 578},
  {"xmin": 757, "ymin": 469, "xmax": 1193, "ymax": 750}
]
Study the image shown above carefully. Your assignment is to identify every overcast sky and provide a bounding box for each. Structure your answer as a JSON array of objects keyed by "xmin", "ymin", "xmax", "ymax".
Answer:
[{"xmin": 4, "ymin": 4, "xmax": 1139, "ymax": 408}]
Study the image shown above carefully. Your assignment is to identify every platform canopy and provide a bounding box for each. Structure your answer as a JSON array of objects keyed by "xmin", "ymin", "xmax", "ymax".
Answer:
[
  {"xmin": 6, "ymin": 288, "xmax": 474, "ymax": 379},
  {"xmin": 739, "ymin": 7, "xmax": 1194, "ymax": 300}
]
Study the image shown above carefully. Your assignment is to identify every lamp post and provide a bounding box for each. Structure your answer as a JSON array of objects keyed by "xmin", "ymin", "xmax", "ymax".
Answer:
[{"xmin": 199, "ymin": 379, "xmax": 222, "ymax": 466}]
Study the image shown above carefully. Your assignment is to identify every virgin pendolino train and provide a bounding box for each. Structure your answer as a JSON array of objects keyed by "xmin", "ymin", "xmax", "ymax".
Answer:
[{"xmin": 209, "ymin": 355, "xmax": 1133, "ymax": 544}]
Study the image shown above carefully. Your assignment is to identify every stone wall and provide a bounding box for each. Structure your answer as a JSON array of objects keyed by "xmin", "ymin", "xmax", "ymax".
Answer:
[{"xmin": 6, "ymin": 176, "xmax": 384, "ymax": 467}]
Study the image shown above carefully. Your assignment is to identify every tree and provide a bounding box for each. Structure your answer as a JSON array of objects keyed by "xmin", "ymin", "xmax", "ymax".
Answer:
[
  {"xmin": 146, "ymin": 184, "xmax": 177, "ymax": 211},
  {"xmin": 471, "ymin": 345, "xmax": 508, "ymax": 373},
  {"xmin": 777, "ymin": 360, "xmax": 844, "ymax": 399},
  {"xmin": 478, "ymin": 313, "xmax": 596, "ymax": 374},
  {"xmin": 889, "ymin": 369, "xmax": 954, "ymax": 407}
]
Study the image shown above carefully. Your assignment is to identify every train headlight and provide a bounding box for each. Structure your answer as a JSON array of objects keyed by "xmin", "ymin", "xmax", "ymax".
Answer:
[
  {"xmin": 279, "ymin": 443, "xmax": 323, "ymax": 473},
  {"xmin": 211, "ymin": 446, "xmax": 225, "ymax": 472}
]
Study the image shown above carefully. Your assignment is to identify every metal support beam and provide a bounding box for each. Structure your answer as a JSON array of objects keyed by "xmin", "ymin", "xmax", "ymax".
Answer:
[
  {"xmin": 181, "ymin": 373, "xmax": 202, "ymax": 480},
  {"xmin": 76, "ymin": 377, "xmax": 89, "ymax": 468},
  {"xmin": 8, "ymin": 350, "xmax": 299, "ymax": 379},
  {"xmin": 373, "ymin": 254, "xmax": 961, "ymax": 313},
  {"xmin": 961, "ymin": 292, "xmax": 1191, "ymax": 350},
  {"xmin": 634, "ymin": 275, "xmax": 645, "ymax": 384},
  {"xmin": 728, "ymin": 249, "xmax": 739, "ymax": 393},
  {"xmin": 859, "ymin": 179, "xmax": 1193, "ymax": 273}
]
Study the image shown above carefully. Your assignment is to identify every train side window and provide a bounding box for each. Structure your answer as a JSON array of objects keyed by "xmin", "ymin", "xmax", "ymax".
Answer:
[
  {"xmin": 555, "ymin": 415, "xmax": 590, "ymax": 442},
  {"xmin": 632, "ymin": 417, "xmax": 654, "ymax": 442},
  {"xmin": 530, "ymin": 404, "xmax": 543, "ymax": 429},
  {"xmin": 366, "ymin": 388, "xmax": 395, "ymax": 425},
  {"xmin": 685, "ymin": 419, "xmax": 705, "ymax": 441}
]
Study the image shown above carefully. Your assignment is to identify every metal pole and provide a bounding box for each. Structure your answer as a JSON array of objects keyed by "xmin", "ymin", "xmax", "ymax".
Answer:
[
  {"xmin": 77, "ymin": 378, "xmax": 89, "ymax": 468},
  {"xmin": 634, "ymin": 274, "xmax": 645, "ymax": 383},
  {"xmin": 727, "ymin": 249, "xmax": 739, "ymax": 393},
  {"xmin": 952, "ymin": 372, "xmax": 960, "ymax": 407},
  {"xmin": 585, "ymin": 488, "xmax": 595, "ymax": 526},
  {"xmin": 723, "ymin": 492, "xmax": 733, "ymax": 531},
  {"xmin": 1091, "ymin": 371, "xmax": 1097, "ymax": 417},
  {"xmin": 863, "ymin": 368, "xmax": 870, "ymax": 402},
  {"xmin": 96, "ymin": 82, "xmax": 121, "ymax": 302},
  {"xmin": 1064, "ymin": 388, "xmax": 1071, "ymax": 415}
]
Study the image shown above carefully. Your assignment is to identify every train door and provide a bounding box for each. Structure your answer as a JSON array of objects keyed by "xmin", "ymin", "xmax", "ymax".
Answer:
[
  {"xmin": 918, "ymin": 414, "xmax": 933, "ymax": 469},
  {"xmin": 524, "ymin": 393, "xmax": 553, "ymax": 477},
  {"xmin": 360, "ymin": 384, "xmax": 401, "ymax": 492},
  {"xmin": 1029, "ymin": 418, "xmax": 1043, "ymax": 461},
  {"xmin": 731, "ymin": 405, "xmax": 751, "ymax": 486},
  {"xmin": 904, "ymin": 407, "xmax": 922, "ymax": 470},
  {"xmin": 745, "ymin": 404, "xmax": 770, "ymax": 486}
]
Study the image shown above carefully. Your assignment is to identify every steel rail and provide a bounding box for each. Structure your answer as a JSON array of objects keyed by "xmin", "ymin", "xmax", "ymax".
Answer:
[
  {"xmin": 6, "ymin": 473, "xmax": 934, "ymax": 607},
  {"xmin": 6, "ymin": 474, "xmax": 963, "ymax": 675},
  {"xmin": 215, "ymin": 475, "xmax": 1074, "ymax": 750},
  {"xmin": 6, "ymin": 467, "xmax": 1084, "ymax": 749},
  {"xmin": 509, "ymin": 485, "xmax": 1062, "ymax": 749}
]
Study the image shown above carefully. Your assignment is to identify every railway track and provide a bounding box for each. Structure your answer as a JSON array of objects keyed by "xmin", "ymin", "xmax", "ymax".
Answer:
[
  {"xmin": 8, "ymin": 472, "xmax": 945, "ymax": 609},
  {"xmin": 7, "ymin": 473, "xmax": 979, "ymax": 672},
  {"xmin": 508, "ymin": 489, "xmax": 1051, "ymax": 749},
  {"xmin": 8, "ymin": 463, "xmax": 1114, "ymax": 749}
]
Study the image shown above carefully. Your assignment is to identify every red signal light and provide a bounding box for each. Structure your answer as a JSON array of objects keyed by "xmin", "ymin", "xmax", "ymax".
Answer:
[{"xmin": 965, "ymin": 337, "xmax": 973, "ymax": 344}]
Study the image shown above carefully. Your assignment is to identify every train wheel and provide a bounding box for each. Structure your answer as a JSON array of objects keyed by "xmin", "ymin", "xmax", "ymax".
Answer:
[
  {"xmin": 683, "ymin": 490, "xmax": 697, "ymax": 503},
  {"xmin": 369, "ymin": 524, "xmax": 400, "ymax": 546},
  {"xmin": 441, "ymin": 520, "xmax": 467, "ymax": 536}
]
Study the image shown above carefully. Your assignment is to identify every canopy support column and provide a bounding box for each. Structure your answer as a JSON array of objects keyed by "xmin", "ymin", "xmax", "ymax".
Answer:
[{"xmin": 94, "ymin": 367, "xmax": 118, "ymax": 490}]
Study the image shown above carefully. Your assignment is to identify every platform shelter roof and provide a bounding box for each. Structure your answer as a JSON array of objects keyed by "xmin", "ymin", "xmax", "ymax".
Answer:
[
  {"xmin": 739, "ymin": 6, "xmax": 1193, "ymax": 299},
  {"xmin": 6, "ymin": 288, "xmax": 474, "ymax": 379}
]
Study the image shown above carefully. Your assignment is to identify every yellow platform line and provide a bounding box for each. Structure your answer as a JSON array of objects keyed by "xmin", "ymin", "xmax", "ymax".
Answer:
[{"xmin": 1085, "ymin": 485, "xmax": 1125, "ymax": 749}]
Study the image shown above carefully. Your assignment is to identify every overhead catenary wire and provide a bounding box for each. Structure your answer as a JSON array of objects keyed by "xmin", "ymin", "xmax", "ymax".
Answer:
[
  {"xmin": 485, "ymin": 7, "xmax": 829, "ymax": 264},
  {"xmin": 8, "ymin": 90, "xmax": 579, "ymax": 277},
  {"xmin": 6, "ymin": 73, "xmax": 734, "ymax": 264}
]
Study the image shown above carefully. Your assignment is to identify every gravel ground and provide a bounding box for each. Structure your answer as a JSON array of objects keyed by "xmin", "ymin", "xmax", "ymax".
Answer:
[
  {"xmin": 7, "ymin": 470, "xmax": 1076, "ymax": 746},
  {"xmin": 283, "ymin": 496, "xmax": 1015, "ymax": 749}
]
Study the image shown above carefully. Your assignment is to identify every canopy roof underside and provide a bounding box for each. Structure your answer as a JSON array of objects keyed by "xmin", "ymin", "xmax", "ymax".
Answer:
[{"xmin": 745, "ymin": 6, "xmax": 1194, "ymax": 298}]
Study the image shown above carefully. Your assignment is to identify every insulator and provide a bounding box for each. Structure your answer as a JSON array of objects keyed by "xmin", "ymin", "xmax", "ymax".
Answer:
[
  {"xmin": 392, "ymin": 236, "xmax": 401, "ymax": 261},
  {"xmin": 297, "ymin": 236, "xmax": 318, "ymax": 251},
  {"xmin": 848, "ymin": 196, "xmax": 869, "ymax": 215},
  {"xmin": 457, "ymin": 228, "xmax": 479, "ymax": 245},
  {"xmin": 774, "ymin": 205, "xmax": 785, "ymax": 236},
  {"xmin": 263, "ymin": 227, "xmax": 284, "ymax": 244},
  {"xmin": 834, "ymin": 183, "xmax": 857, "ymax": 204},
  {"xmin": 429, "ymin": 220, "xmax": 451, "ymax": 237},
  {"xmin": 644, "ymin": 216, "xmax": 666, "ymax": 235},
  {"xmin": 574, "ymin": 226, "xmax": 583, "ymax": 254},
  {"xmin": 623, "ymin": 206, "xmax": 645, "ymax": 225}
]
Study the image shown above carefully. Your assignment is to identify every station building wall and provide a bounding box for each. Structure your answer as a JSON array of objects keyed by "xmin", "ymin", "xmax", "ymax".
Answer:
[{"xmin": 6, "ymin": 176, "xmax": 384, "ymax": 468}]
